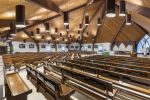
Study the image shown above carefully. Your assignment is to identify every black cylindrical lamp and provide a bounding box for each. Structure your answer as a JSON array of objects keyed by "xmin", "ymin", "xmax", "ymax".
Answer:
[
  {"xmin": 69, "ymin": 34, "xmax": 72, "ymax": 38},
  {"xmin": 106, "ymin": 0, "xmax": 116, "ymax": 18},
  {"xmin": 78, "ymin": 30, "xmax": 80, "ymax": 34},
  {"xmin": 55, "ymin": 28, "xmax": 58, "ymax": 33},
  {"xmin": 36, "ymin": 28, "xmax": 40, "ymax": 34},
  {"xmin": 97, "ymin": 17, "xmax": 102, "ymax": 26},
  {"xmin": 10, "ymin": 22, "xmax": 16, "ymax": 36},
  {"xmin": 44, "ymin": 22, "xmax": 50, "ymax": 32},
  {"xmin": 48, "ymin": 41, "xmax": 50, "ymax": 44},
  {"xmin": 42, "ymin": 36, "xmax": 44, "ymax": 40},
  {"xmin": 119, "ymin": 0, "xmax": 126, "ymax": 16},
  {"xmin": 60, "ymin": 33, "xmax": 62, "ymax": 37},
  {"xmin": 23, "ymin": 39, "xmax": 26, "ymax": 43},
  {"xmin": 79, "ymin": 24, "xmax": 82, "ymax": 30},
  {"xmin": 66, "ymin": 25, "xmax": 69, "ymax": 31},
  {"xmin": 126, "ymin": 14, "xmax": 131, "ymax": 25},
  {"xmin": 64, "ymin": 12, "xmax": 69, "ymax": 25},
  {"xmin": 85, "ymin": 14, "xmax": 89, "ymax": 25},
  {"xmin": 16, "ymin": 5, "xmax": 25, "ymax": 28}
]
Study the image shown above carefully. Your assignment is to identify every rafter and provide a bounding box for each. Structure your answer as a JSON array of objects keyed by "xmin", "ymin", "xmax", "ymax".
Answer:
[
  {"xmin": 23, "ymin": 30, "xmax": 40, "ymax": 52},
  {"xmin": 80, "ymin": 0, "xmax": 105, "ymax": 48},
  {"xmin": 26, "ymin": 0, "xmax": 63, "ymax": 15},
  {"xmin": 93, "ymin": 2, "xmax": 106, "ymax": 46}
]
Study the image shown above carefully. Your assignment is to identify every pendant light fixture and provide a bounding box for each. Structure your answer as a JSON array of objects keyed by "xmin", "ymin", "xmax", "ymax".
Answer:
[
  {"xmin": 42, "ymin": 36, "xmax": 44, "ymax": 40},
  {"xmin": 55, "ymin": 28, "xmax": 58, "ymax": 33},
  {"xmin": 10, "ymin": 22, "xmax": 16, "ymax": 36},
  {"xmin": 78, "ymin": 30, "xmax": 80, "ymax": 34},
  {"xmin": 44, "ymin": 22, "xmax": 50, "ymax": 32},
  {"xmin": 36, "ymin": 28, "xmax": 40, "ymax": 34},
  {"xmin": 23, "ymin": 39, "xmax": 26, "ymax": 43},
  {"xmin": 119, "ymin": 0, "xmax": 126, "ymax": 16},
  {"xmin": 16, "ymin": 0, "xmax": 25, "ymax": 28},
  {"xmin": 97, "ymin": 17, "xmax": 102, "ymax": 26},
  {"xmin": 126, "ymin": 14, "xmax": 131, "ymax": 25},
  {"xmin": 85, "ymin": 14, "xmax": 89, "ymax": 25},
  {"xmin": 106, "ymin": 0, "xmax": 116, "ymax": 18},
  {"xmin": 79, "ymin": 24, "xmax": 82, "ymax": 30},
  {"xmin": 53, "ymin": 37, "xmax": 55, "ymax": 41},
  {"xmin": 69, "ymin": 34, "xmax": 72, "ymax": 38},
  {"xmin": 64, "ymin": 12, "xmax": 69, "ymax": 25},
  {"xmin": 48, "ymin": 41, "xmax": 50, "ymax": 44},
  {"xmin": 60, "ymin": 33, "xmax": 62, "ymax": 37},
  {"xmin": 66, "ymin": 25, "xmax": 69, "ymax": 31}
]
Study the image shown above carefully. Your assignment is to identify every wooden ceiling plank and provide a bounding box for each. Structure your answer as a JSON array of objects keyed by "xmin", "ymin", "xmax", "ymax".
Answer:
[
  {"xmin": 93, "ymin": 2, "xmax": 106, "ymax": 44},
  {"xmin": 26, "ymin": 0, "xmax": 64, "ymax": 15},
  {"xmin": 80, "ymin": 0, "xmax": 104, "ymax": 45},
  {"xmin": 110, "ymin": 18, "xmax": 126, "ymax": 50}
]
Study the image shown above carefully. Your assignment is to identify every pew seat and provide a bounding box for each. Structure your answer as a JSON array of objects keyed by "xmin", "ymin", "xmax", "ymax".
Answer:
[{"xmin": 5, "ymin": 72, "xmax": 32, "ymax": 100}]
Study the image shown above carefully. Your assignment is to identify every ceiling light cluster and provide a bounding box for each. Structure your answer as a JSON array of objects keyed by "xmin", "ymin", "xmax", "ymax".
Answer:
[{"xmin": 106, "ymin": 0, "xmax": 131, "ymax": 25}]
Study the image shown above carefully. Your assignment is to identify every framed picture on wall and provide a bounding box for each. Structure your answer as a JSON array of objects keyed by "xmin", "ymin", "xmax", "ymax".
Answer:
[
  {"xmin": 58, "ymin": 45, "xmax": 61, "ymax": 48},
  {"xmin": 75, "ymin": 45, "xmax": 78, "ymax": 49},
  {"xmin": 51, "ymin": 45, "xmax": 55, "ymax": 48},
  {"xmin": 41, "ymin": 44, "xmax": 46, "ymax": 48},
  {"xmin": 88, "ymin": 45, "xmax": 91, "ymax": 48},
  {"xmin": 19, "ymin": 44, "xmax": 25, "ymax": 48},
  {"xmin": 94, "ymin": 45, "xmax": 98, "ymax": 48},
  {"xmin": 71, "ymin": 45, "xmax": 74, "ymax": 48},
  {"xmin": 29, "ymin": 44, "xmax": 34, "ymax": 48}
]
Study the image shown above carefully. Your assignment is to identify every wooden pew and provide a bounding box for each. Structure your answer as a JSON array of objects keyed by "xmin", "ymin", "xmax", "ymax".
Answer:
[
  {"xmin": 26, "ymin": 65, "xmax": 75, "ymax": 100},
  {"xmin": 44, "ymin": 64, "xmax": 114, "ymax": 100},
  {"xmin": 64, "ymin": 60, "xmax": 150, "ymax": 85},
  {"xmin": 5, "ymin": 72, "xmax": 32, "ymax": 100}
]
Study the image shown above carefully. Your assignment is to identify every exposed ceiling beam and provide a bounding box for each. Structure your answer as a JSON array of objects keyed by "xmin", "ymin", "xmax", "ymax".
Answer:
[
  {"xmin": 23, "ymin": 30, "xmax": 37, "ymax": 42},
  {"xmin": 93, "ymin": 2, "xmax": 106, "ymax": 44},
  {"xmin": 0, "ymin": 20, "xmax": 42, "ymax": 28},
  {"xmin": 80, "ymin": 0, "xmax": 104, "ymax": 45},
  {"xmin": 26, "ymin": 0, "xmax": 64, "ymax": 15},
  {"xmin": 133, "ymin": 21, "xmax": 150, "ymax": 36},
  {"xmin": 17, "ymin": 1, "xmax": 101, "ymax": 33},
  {"xmin": 110, "ymin": 18, "xmax": 126, "ymax": 50}
]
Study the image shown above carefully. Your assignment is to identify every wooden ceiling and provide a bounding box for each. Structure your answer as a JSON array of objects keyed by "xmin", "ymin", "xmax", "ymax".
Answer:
[{"xmin": 0, "ymin": 0, "xmax": 149, "ymax": 44}]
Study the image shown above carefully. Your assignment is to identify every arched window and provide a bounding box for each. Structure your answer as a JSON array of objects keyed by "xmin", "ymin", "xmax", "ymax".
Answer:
[{"xmin": 137, "ymin": 34, "xmax": 150, "ymax": 54}]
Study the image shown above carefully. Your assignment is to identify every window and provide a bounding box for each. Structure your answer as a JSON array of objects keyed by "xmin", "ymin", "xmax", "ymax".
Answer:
[{"xmin": 137, "ymin": 34, "xmax": 150, "ymax": 54}]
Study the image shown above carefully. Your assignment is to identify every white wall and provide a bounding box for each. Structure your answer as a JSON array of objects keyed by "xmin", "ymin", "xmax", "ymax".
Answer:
[
  {"xmin": 69, "ymin": 43, "xmax": 80, "ymax": 50},
  {"xmin": 39, "ymin": 43, "xmax": 56, "ymax": 52},
  {"xmin": 57, "ymin": 44, "xmax": 68, "ymax": 52},
  {"xmin": 11, "ymin": 41, "xmax": 113, "ymax": 53},
  {"xmin": 81, "ymin": 44, "xmax": 93, "ymax": 51},
  {"xmin": 94, "ymin": 43, "xmax": 111, "ymax": 53},
  {"xmin": 12, "ymin": 41, "xmax": 37, "ymax": 53},
  {"xmin": 113, "ymin": 43, "xmax": 133, "ymax": 52}
]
